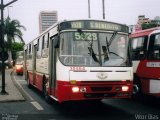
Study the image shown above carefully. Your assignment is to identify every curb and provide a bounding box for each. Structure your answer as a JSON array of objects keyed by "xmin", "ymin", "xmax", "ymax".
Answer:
[
  {"xmin": 10, "ymin": 70, "xmax": 26, "ymax": 102},
  {"xmin": 10, "ymin": 71, "xmax": 30, "ymax": 101}
]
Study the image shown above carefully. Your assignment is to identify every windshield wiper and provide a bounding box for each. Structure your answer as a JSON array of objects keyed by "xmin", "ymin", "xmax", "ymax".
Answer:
[
  {"xmin": 102, "ymin": 45, "xmax": 109, "ymax": 62},
  {"xmin": 88, "ymin": 36, "xmax": 99, "ymax": 62},
  {"xmin": 101, "ymin": 35, "xmax": 111, "ymax": 62},
  {"xmin": 102, "ymin": 31, "xmax": 125, "ymax": 62},
  {"xmin": 77, "ymin": 29, "xmax": 99, "ymax": 63},
  {"xmin": 88, "ymin": 46, "xmax": 99, "ymax": 62},
  {"xmin": 102, "ymin": 31, "xmax": 117, "ymax": 54},
  {"xmin": 108, "ymin": 31, "xmax": 117, "ymax": 46}
]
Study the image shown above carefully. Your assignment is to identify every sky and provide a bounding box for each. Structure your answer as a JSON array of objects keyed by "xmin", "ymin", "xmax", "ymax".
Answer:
[{"xmin": 3, "ymin": 0, "xmax": 160, "ymax": 43}]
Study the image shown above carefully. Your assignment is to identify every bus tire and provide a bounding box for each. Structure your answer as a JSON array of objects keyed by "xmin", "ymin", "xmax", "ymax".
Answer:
[
  {"xmin": 132, "ymin": 78, "xmax": 143, "ymax": 100},
  {"xmin": 27, "ymin": 72, "xmax": 32, "ymax": 89},
  {"xmin": 43, "ymin": 79, "xmax": 51, "ymax": 104}
]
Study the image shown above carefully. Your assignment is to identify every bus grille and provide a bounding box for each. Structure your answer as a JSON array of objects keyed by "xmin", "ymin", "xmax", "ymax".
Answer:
[{"xmin": 91, "ymin": 87, "xmax": 112, "ymax": 92}]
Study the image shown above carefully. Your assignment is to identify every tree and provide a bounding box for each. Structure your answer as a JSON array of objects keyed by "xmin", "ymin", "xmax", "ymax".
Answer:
[
  {"xmin": 11, "ymin": 42, "xmax": 24, "ymax": 61},
  {"xmin": 4, "ymin": 17, "xmax": 26, "ymax": 67},
  {"xmin": 141, "ymin": 23, "xmax": 157, "ymax": 30}
]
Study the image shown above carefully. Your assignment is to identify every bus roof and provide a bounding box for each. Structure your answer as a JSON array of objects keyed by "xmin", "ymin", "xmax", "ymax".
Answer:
[
  {"xmin": 59, "ymin": 19, "xmax": 128, "ymax": 33},
  {"xmin": 25, "ymin": 19, "xmax": 129, "ymax": 45},
  {"xmin": 150, "ymin": 29, "xmax": 160, "ymax": 35},
  {"xmin": 130, "ymin": 27, "xmax": 160, "ymax": 38}
]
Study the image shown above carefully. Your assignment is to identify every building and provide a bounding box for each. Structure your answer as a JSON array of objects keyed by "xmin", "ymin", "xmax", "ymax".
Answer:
[
  {"xmin": 134, "ymin": 15, "xmax": 151, "ymax": 32},
  {"xmin": 137, "ymin": 15, "xmax": 151, "ymax": 25},
  {"xmin": 39, "ymin": 11, "xmax": 58, "ymax": 33},
  {"xmin": 151, "ymin": 16, "xmax": 160, "ymax": 26}
]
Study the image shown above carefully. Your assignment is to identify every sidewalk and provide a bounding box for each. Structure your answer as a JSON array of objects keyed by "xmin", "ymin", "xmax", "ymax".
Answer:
[{"xmin": 0, "ymin": 69, "xmax": 25, "ymax": 102}]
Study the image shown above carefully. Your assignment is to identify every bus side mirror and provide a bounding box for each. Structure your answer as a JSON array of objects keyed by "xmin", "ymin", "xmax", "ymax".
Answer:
[{"xmin": 54, "ymin": 36, "xmax": 59, "ymax": 48}]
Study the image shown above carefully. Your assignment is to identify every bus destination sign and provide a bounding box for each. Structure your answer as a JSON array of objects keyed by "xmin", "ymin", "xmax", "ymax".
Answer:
[
  {"xmin": 90, "ymin": 21, "xmax": 120, "ymax": 31},
  {"xmin": 60, "ymin": 20, "xmax": 128, "ymax": 33}
]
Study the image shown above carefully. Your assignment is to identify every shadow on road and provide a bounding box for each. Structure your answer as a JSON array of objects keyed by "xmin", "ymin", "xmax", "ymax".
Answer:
[
  {"xmin": 131, "ymin": 94, "xmax": 160, "ymax": 108},
  {"xmin": 49, "ymin": 100, "xmax": 133, "ymax": 120}
]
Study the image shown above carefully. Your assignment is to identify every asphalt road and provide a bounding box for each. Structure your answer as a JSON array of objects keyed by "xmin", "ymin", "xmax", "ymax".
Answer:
[{"xmin": 0, "ymin": 72, "xmax": 160, "ymax": 120}]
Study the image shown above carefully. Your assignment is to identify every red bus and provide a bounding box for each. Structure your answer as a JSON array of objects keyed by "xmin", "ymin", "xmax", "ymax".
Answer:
[
  {"xmin": 130, "ymin": 27, "xmax": 160, "ymax": 97},
  {"xmin": 15, "ymin": 51, "xmax": 24, "ymax": 75},
  {"xmin": 24, "ymin": 19, "xmax": 133, "ymax": 103}
]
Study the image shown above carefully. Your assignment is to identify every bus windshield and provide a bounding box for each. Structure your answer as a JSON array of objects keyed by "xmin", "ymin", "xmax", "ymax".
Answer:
[
  {"xmin": 148, "ymin": 33, "xmax": 160, "ymax": 60},
  {"xmin": 59, "ymin": 31, "xmax": 129, "ymax": 67}
]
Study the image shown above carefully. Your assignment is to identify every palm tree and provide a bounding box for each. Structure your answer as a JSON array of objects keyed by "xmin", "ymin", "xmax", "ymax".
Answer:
[{"xmin": 4, "ymin": 17, "xmax": 26, "ymax": 67}]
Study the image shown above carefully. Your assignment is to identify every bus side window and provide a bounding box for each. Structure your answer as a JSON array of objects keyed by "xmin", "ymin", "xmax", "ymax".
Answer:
[
  {"xmin": 130, "ymin": 37, "xmax": 146, "ymax": 60},
  {"xmin": 148, "ymin": 34, "xmax": 160, "ymax": 60},
  {"xmin": 28, "ymin": 43, "xmax": 32, "ymax": 59},
  {"xmin": 37, "ymin": 37, "xmax": 42, "ymax": 59},
  {"xmin": 42, "ymin": 34, "xmax": 49, "ymax": 58}
]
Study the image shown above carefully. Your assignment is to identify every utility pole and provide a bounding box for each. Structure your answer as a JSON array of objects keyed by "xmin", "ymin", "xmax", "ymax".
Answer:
[
  {"xmin": 102, "ymin": 0, "xmax": 105, "ymax": 19},
  {"xmin": 0, "ymin": 0, "xmax": 18, "ymax": 95},
  {"xmin": 7, "ymin": 6, "xmax": 13, "ymax": 18},
  {"xmin": 88, "ymin": 0, "xmax": 91, "ymax": 18}
]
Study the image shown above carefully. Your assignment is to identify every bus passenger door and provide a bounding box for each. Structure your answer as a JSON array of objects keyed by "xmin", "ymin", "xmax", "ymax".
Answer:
[
  {"xmin": 49, "ymin": 36, "xmax": 57, "ymax": 97},
  {"xmin": 33, "ymin": 45, "xmax": 37, "ymax": 85}
]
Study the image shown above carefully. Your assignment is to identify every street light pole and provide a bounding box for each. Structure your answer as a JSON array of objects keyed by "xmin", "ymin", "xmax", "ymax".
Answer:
[
  {"xmin": 7, "ymin": 6, "xmax": 13, "ymax": 18},
  {"xmin": 88, "ymin": 0, "xmax": 91, "ymax": 18},
  {"xmin": 0, "ymin": 0, "xmax": 6, "ymax": 94},
  {"xmin": 102, "ymin": 0, "xmax": 105, "ymax": 19},
  {"xmin": 0, "ymin": 0, "xmax": 18, "ymax": 95}
]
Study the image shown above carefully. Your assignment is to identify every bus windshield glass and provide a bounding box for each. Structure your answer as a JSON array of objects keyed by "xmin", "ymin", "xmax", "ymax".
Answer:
[
  {"xmin": 59, "ymin": 31, "xmax": 129, "ymax": 66},
  {"xmin": 148, "ymin": 33, "xmax": 160, "ymax": 60}
]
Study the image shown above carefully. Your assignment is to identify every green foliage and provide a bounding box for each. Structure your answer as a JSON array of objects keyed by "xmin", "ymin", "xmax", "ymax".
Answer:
[
  {"xmin": 11, "ymin": 42, "xmax": 24, "ymax": 60},
  {"xmin": 141, "ymin": 23, "xmax": 157, "ymax": 30},
  {"xmin": 12, "ymin": 42, "xmax": 24, "ymax": 51},
  {"xmin": 4, "ymin": 17, "xmax": 26, "ymax": 50}
]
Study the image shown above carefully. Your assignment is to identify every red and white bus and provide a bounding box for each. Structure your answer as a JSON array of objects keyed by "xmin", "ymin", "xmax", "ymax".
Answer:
[
  {"xmin": 24, "ymin": 19, "xmax": 133, "ymax": 103},
  {"xmin": 130, "ymin": 27, "xmax": 160, "ymax": 97}
]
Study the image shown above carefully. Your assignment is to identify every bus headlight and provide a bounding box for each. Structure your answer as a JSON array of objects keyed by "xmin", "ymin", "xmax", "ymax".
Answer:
[
  {"xmin": 72, "ymin": 87, "xmax": 79, "ymax": 93},
  {"xmin": 122, "ymin": 86, "xmax": 129, "ymax": 92}
]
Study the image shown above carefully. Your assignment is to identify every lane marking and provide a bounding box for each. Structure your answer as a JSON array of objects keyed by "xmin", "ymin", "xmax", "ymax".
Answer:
[
  {"xmin": 14, "ymin": 73, "xmax": 44, "ymax": 111},
  {"xmin": 30, "ymin": 101, "xmax": 44, "ymax": 110},
  {"xmin": 17, "ymin": 80, "xmax": 26, "ymax": 82}
]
